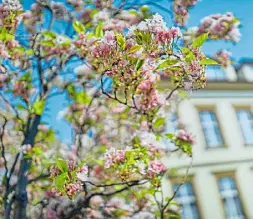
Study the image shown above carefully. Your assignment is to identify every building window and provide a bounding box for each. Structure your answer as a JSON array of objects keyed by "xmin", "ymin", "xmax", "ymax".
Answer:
[
  {"xmin": 236, "ymin": 109, "xmax": 253, "ymax": 145},
  {"xmin": 173, "ymin": 182, "xmax": 200, "ymax": 219},
  {"xmin": 199, "ymin": 110, "xmax": 223, "ymax": 148},
  {"xmin": 206, "ymin": 65, "xmax": 226, "ymax": 81},
  {"xmin": 218, "ymin": 176, "xmax": 245, "ymax": 219}
]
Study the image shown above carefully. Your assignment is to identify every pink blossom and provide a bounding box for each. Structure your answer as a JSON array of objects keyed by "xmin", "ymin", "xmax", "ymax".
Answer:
[
  {"xmin": 0, "ymin": 73, "xmax": 6, "ymax": 82},
  {"xmin": 21, "ymin": 144, "xmax": 32, "ymax": 154},
  {"xmin": 67, "ymin": 160, "xmax": 76, "ymax": 171},
  {"xmin": 90, "ymin": 32, "xmax": 117, "ymax": 58},
  {"xmin": 65, "ymin": 182, "xmax": 82, "ymax": 197},
  {"xmin": 0, "ymin": 44, "xmax": 10, "ymax": 59},
  {"xmin": 147, "ymin": 160, "xmax": 167, "ymax": 177},
  {"xmin": 173, "ymin": 0, "xmax": 198, "ymax": 26},
  {"xmin": 7, "ymin": 40, "xmax": 19, "ymax": 49},
  {"xmin": 176, "ymin": 129, "xmax": 195, "ymax": 144},
  {"xmin": 213, "ymin": 50, "xmax": 232, "ymax": 67},
  {"xmin": 104, "ymin": 147, "xmax": 131, "ymax": 168},
  {"xmin": 186, "ymin": 12, "xmax": 242, "ymax": 43},
  {"xmin": 76, "ymin": 165, "xmax": 88, "ymax": 181},
  {"xmin": 38, "ymin": 124, "xmax": 49, "ymax": 133},
  {"xmin": 50, "ymin": 165, "xmax": 61, "ymax": 177}
]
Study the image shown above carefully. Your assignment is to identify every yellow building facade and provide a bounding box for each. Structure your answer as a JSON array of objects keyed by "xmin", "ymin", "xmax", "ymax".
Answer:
[{"xmin": 163, "ymin": 63, "xmax": 253, "ymax": 219}]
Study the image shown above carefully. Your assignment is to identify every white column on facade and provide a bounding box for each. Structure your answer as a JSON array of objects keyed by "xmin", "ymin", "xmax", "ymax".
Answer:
[
  {"xmin": 236, "ymin": 164, "xmax": 253, "ymax": 219},
  {"xmin": 225, "ymin": 65, "xmax": 237, "ymax": 82},
  {"xmin": 216, "ymin": 101, "xmax": 243, "ymax": 151},
  {"xmin": 242, "ymin": 65, "xmax": 253, "ymax": 82},
  {"xmin": 194, "ymin": 169, "xmax": 224, "ymax": 219}
]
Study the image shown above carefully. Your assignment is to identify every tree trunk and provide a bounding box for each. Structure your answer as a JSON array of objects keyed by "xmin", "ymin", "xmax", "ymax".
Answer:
[{"xmin": 13, "ymin": 115, "xmax": 41, "ymax": 219}]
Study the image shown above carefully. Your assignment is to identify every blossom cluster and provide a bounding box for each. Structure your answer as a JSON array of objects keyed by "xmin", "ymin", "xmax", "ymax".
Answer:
[
  {"xmin": 172, "ymin": 0, "xmax": 198, "ymax": 26},
  {"xmin": 0, "ymin": 0, "xmax": 22, "ymax": 27},
  {"xmin": 147, "ymin": 160, "xmax": 167, "ymax": 178},
  {"xmin": 0, "ymin": 39, "xmax": 23, "ymax": 60},
  {"xmin": 104, "ymin": 147, "xmax": 131, "ymax": 169},
  {"xmin": 104, "ymin": 143, "xmax": 167, "ymax": 180},
  {"xmin": 86, "ymin": 14, "xmax": 207, "ymax": 110},
  {"xmin": 49, "ymin": 161, "xmax": 88, "ymax": 198},
  {"xmin": 21, "ymin": 144, "xmax": 32, "ymax": 154},
  {"xmin": 175, "ymin": 129, "xmax": 195, "ymax": 144},
  {"xmin": 198, "ymin": 13, "xmax": 240, "ymax": 42},
  {"xmin": 184, "ymin": 13, "xmax": 241, "ymax": 45},
  {"xmin": 213, "ymin": 50, "xmax": 232, "ymax": 67}
]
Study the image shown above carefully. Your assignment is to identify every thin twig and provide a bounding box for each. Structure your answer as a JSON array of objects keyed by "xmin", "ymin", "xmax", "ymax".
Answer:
[{"xmin": 162, "ymin": 157, "xmax": 193, "ymax": 211}]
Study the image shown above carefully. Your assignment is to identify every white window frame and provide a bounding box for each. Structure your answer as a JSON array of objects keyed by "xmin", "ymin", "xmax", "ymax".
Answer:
[
  {"xmin": 236, "ymin": 109, "xmax": 253, "ymax": 145},
  {"xmin": 218, "ymin": 176, "xmax": 245, "ymax": 219},
  {"xmin": 199, "ymin": 110, "xmax": 223, "ymax": 148},
  {"xmin": 174, "ymin": 181, "xmax": 200, "ymax": 219}
]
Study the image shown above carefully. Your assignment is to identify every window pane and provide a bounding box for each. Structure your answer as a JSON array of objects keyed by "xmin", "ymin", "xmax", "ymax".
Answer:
[
  {"xmin": 206, "ymin": 65, "xmax": 226, "ymax": 81},
  {"xmin": 236, "ymin": 109, "xmax": 253, "ymax": 144},
  {"xmin": 199, "ymin": 110, "xmax": 223, "ymax": 147},
  {"xmin": 174, "ymin": 182, "xmax": 200, "ymax": 219},
  {"xmin": 218, "ymin": 176, "xmax": 245, "ymax": 219}
]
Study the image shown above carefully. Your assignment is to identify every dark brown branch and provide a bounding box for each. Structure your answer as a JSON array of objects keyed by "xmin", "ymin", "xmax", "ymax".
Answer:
[
  {"xmin": 100, "ymin": 73, "xmax": 137, "ymax": 109},
  {"xmin": 85, "ymin": 179, "xmax": 147, "ymax": 188},
  {"xmin": 0, "ymin": 116, "xmax": 8, "ymax": 175},
  {"xmin": 63, "ymin": 180, "xmax": 148, "ymax": 219}
]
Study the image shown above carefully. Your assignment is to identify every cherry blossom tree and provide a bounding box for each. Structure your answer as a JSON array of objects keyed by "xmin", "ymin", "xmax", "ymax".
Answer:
[{"xmin": 0, "ymin": 0, "xmax": 240, "ymax": 218}]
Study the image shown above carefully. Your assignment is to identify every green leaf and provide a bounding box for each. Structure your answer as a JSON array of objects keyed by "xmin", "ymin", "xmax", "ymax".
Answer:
[
  {"xmin": 153, "ymin": 117, "xmax": 165, "ymax": 129},
  {"xmin": 157, "ymin": 59, "xmax": 178, "ymax": 69},
  {"xmin": 0, "ymin": 31, "xmax": 14, "ymax": 41},
  {"xmin": 127, "ymin": 45, "xmax": 142, "ymax": 54},
  {"xmin": 41, "ymin": 40, "xmax": 54, "ymax": 47},
  {"xmin": 32, "ymin": 147, "xmax": 43, "ymax": 155},
  {"xmin": 135, "ymin": 59, "xmax": 145, "ymax": 71},
  {"xmin": 142, "ymin": 31, "xmax": 152, "ymax": 44},
  {"xmin": 16, "ymin": 104, "xmax": 27, "ymax": 111},
  {"xmin": 192, "ymin": 33, "xmax": 209, "ymax": 48},
  {"xmin": 20, "ymin": 72, "xmax": 31, "ymax": 82},
  {"xmin": 33, "ymin": 100, "xmax": 45, "ymax": 115},
  {"xmin": 13, "ymin": 47, "xmax": 25, "ymax": 53},
  {"xmin": 55, "ymin": 173, "xmax": 68, "ymax": 191},
  {"xmin": 41, "ymin": 31, "xmax": 56, "ymax": 39},
  {"xmin": 125, "ymin": 151, "xmax": 135, "ymax": 164},
  {"xmin": 185, "ymin": 51, "xmax": 195, "ymax": 63},
  {"xmin": 95, "ymin": 22, "xmax": 104, "ymax": 38},
  {"xmin": 56, "ymin": 159, "xmax": 68, "ymax": 173},
  {"xmin": 200, "ymin": 58, "xmax": 219, "ymax": 65},
  {"xmin": 75, "ymin": 91, "xmax": 91, "ymax": 105},
  {"xmin": 26, "ymin": 49, "xmax": 34, "ymax": 56},
  {"xmin": 116, "ymin": 34, "xmax": 126, "ymax": 50},
  {"xmin": 182, "ymin": 143, "xmax": 192, "ymax": 156},
  {"xmin": 165, "ymin": 133, "xmax": 174, "ymax": 139},
  {"xmin": 181, "ymin": 47, "xmax": 191, "ymax": 54},
  {"xmin": 231, "ymin": 18, "xmax": 240, "ymax": 24},
  {"xmin": 73, "ymin": 20, "xmax": 86, "ymax": 33}
]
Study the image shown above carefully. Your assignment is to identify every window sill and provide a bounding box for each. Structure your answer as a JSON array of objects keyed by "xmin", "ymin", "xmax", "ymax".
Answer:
[{"xmin": 205, "ymin": 145, "xmax": 227, "ymax": 150}]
